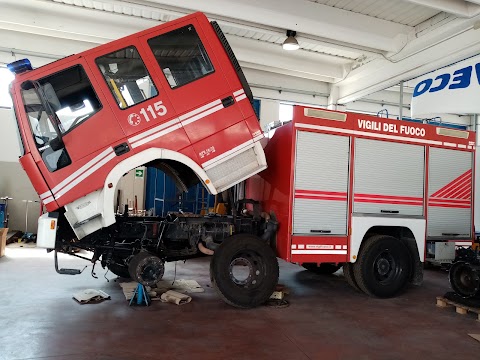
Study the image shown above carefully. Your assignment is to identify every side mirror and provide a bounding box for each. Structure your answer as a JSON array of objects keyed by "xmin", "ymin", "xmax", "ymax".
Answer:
[{"xmin": 50, "ymin": 137, "xmax": 64, "ymax": 151}]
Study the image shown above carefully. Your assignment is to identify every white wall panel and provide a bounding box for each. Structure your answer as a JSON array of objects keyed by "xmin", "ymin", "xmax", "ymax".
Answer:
[{"xmin": 0, "ymin": 108, "xmax": 22, "ymax": 162}]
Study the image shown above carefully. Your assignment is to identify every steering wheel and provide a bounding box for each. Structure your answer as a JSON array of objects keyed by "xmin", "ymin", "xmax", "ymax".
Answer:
[{"xmin": 34, "ymin": 134, "xmax": 50, "ymax": 146}]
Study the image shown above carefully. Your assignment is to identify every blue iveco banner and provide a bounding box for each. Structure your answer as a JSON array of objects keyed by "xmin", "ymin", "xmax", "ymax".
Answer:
[{"xmin": 411, "ymin": 55, "xmax": 480, "ymax": 117}]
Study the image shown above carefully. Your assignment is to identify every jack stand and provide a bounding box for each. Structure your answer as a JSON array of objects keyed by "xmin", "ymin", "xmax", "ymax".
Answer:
[{"xmin": 129, "ymin": 283, "xmax": 150, "ymax": 306}]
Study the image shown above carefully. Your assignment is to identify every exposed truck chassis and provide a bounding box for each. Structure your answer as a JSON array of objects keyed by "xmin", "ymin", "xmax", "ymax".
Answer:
[{"xmin": 52, "ymin": 200, "xmax": 279, "ymax": 308}]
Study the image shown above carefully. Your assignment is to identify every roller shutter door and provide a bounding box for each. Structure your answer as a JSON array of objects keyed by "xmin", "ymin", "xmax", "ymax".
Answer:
[
  {"xmin": 428, "ymin": 148, "xmax": 472, "ymax": 238},
  {"xmin": 292, "ymin": 131, "xmax": 349, "ymax": 235},
  {"xmin": 353, "ymin": 139, "xmax": 425, "ymax": 216}
]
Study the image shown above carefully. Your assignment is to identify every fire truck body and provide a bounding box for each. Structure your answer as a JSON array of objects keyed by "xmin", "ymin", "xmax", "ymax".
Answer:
[
  {"xmin": 249, "ymin": 106, "xmax": 475, "ymax": 296},
  {"xmin": 10, "ymin": 12, "xmax": 266, "ymax": 240}
]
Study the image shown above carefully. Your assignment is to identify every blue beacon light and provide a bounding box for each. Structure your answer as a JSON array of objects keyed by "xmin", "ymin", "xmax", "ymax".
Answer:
[{"xmin": 7, "ymin": 59, "xmax": 33, "ymax": 74}]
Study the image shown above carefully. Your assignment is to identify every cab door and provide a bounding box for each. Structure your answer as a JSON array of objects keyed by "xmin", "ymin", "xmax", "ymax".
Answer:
[
  {"xmin": 138, "ymin": 17, "xmax": 245, "ymax": 145},
  {"xmin": 85, "ymin": 40, "xmax": 179, "ymax": 146},
  {"xmin": 19, "ymin": 57, "xmax": 126, "ymax": 203}
]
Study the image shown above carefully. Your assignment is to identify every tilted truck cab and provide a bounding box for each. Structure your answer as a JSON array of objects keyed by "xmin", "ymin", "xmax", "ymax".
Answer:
[
  {"xmin": 11, "ymin": 13, "xmax": 266, "ymax": 240},
  {"xmin": 9, "ymin": 13, "xmax": 276, "ymax": 308}
]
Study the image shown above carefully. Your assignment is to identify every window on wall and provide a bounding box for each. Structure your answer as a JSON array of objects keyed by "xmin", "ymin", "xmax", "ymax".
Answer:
[
  {"xmin": 279, "ymin": 103, "xmax": 293, "ymax": 122},
  {"xmin": 148, "ymin": 25, "xmax": 215, "ymax": 89},
  {"xmin": 0, "ymin": 67, "xmax": 15, "ymax": 107},
  {"xmin": 96, "ymin": 46, "xmax": 158, "ymax": 109}
]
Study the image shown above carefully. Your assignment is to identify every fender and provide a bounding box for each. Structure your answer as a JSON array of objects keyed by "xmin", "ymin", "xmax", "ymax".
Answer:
[
  {"xmin": 64, "ymin": 148, "xmax": 217, "ymax": 239},
  {"xmin": 349, "ymin": 215, "xmax": 426, "ymax": 263}
]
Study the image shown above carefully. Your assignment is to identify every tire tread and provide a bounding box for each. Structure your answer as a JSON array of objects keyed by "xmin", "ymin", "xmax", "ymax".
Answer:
[
  {"xmin": 343, "ymin": 262, "xmax": 361, "ymax": 292},
  {"xmin": 210, "ymin": 234, "xmax": 279, "ymax": 308},
  {"xmin": 353, "ymin": 234, "xmax": 410, "ymax": 298}
]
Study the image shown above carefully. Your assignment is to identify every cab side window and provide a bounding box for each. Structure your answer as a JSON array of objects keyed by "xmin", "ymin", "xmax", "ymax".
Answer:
[
  {"xmin": 148, "ymin": 25, "xmax": 215, "ymax": 89},
  {"xmin": 21, "ymin": 64, "xmax": 101, "ymax": 172},
  {"xmin": 96, "ymin": 46, "xmax": 158, "ymax": 109}
]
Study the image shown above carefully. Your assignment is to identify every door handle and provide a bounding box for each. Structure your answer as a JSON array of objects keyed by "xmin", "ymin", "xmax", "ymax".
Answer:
[
  {"xmin": 114, "ymin": 143, "xmax": 130, "ymax": 156},
  {"xmin": 310, "ymin": 229, "xmax": 332, "ymax": 234},
  {"xmin": 222, "ymin": 96, "xmax": 235, "ymax": 108},
  {"xmin": 381, "ymin": 210, "xmax": 399, "ymax": 214}
]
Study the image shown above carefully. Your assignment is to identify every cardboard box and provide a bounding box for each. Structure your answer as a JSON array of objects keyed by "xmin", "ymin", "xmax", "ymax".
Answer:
[{"xmin": 0, "ymin": 228, "xmax": 8, "ymax": 258}]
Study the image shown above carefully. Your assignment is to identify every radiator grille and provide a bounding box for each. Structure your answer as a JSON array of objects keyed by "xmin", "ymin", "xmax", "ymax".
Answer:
[{"xmin": 206, "ymin": 147, "xmax": 259, "ymax": 191}]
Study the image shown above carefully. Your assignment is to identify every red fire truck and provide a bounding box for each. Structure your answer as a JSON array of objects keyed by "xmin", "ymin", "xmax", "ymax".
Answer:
[
  {"xmin": 8, "ymin": 12, "xmax": 475, "ymax": 307},
  {"xmin": 249, "ymin": 107, "xmax": 475, "ymax": 297}
]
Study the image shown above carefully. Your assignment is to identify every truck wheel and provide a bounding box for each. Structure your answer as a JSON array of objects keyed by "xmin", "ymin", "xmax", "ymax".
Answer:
[
  {"xmin": 449, "ymin": 261, "xmax": 480, "ymax": 298},
  {"xmin": 210, "ymin": 234, "xmax": 279, "ymax": 308},
  {"xmin": 302, "ymin": 263, "xmax": 342, "ymax": 275},
  {"xmin": 128, "ymin": 252, "xmax": 165, "ymax": 287},
  {"xmin": 343, "ymin": 262, "xmax": 361, "ymax": 291},
  {"xmin": 353, "ymin": 235, "xmax": 411, "ymax": 298}
]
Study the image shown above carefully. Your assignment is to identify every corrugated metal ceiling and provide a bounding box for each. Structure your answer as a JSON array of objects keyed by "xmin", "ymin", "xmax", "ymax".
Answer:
[
  {"xmin": 220, "ymin": 25, "xmax": 362, "ymax": 60},
  {"xmin": 308, "ymin": 0, "xmax": 442, "ymax": 26},
  {"xmin": 59, "ymin": 0, "xmax": 363, "ymax": 59}
]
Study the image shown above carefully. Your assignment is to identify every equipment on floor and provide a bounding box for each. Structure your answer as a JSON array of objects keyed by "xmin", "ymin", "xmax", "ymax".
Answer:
[
  {"xmin": 0, "ymin": 196, "xmax": 12, "ymax": 228},
  {"xmin": 129, "ymin": 283, "xmax": 150, "ymax": 306},
  {"xmin": 21, "ymin": 199, "xmax": 40, "ymax": 242},
  {"xmin": 449, "ymin": 247, "xmax": 480, "ymax": 298},
  {"xmin": 73, "ymin": 289, "xmax": 110, "ymax": 304}
]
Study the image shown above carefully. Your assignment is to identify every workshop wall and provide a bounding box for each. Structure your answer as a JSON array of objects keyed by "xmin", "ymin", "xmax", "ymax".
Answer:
[
  {"xmin": 0, "ymin": 108, "xmax": 39, "ymax": 233},
  {"xmin": 0, "ymin": 162, "xmax": 39, "ymax": 233},
  {"xmin": 0, "ymin": 107, "xmax": 22, "ymax": 162}
]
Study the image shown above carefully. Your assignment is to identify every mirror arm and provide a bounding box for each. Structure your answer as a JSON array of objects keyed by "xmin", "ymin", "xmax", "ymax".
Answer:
[{"xmin": 29, "ymin": 80, "xmax": 64, "ymax": 146}]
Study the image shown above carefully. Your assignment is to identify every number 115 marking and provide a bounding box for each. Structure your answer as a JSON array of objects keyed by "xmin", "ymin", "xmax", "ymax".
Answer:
[{"xmin": 139, "ymin": 101, "xmax": 168, "ymax": 122}]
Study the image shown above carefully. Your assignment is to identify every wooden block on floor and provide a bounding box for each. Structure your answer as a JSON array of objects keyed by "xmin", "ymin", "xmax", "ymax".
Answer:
[
  {"xmin": 436, "ymin": 298, "xmax": 450, "ymax": 308},
  {"xmin": 436, "ymin": 296, "xmax": 480, "ymax": 321},
  {"xmin": 456, "ymin": 307, "xmax": 468, "ymax": 315},
  {"xmin": 469, "ymin": 334, "xmax": 480, "ymax": 343}
]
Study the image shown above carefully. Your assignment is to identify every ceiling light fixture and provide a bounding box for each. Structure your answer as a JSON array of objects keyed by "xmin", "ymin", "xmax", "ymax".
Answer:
[{"xmin": 282, "ymin": 30, "xmax": 299, "ymax": 51}]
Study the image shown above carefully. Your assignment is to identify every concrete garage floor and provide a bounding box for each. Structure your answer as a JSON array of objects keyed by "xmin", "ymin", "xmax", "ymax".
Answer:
[{"xmin": 0, "ymin": 247, "xmax": 479, "ymax": 360}]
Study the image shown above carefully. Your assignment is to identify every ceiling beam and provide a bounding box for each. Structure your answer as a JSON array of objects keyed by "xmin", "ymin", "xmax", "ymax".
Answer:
[
  {"xmin": 336, "ymin": 20, "xmax": 480, "ymax": 103},
  {"xmin": 227, "ymin": 35, "xmax": 348, "ymax": 81},
  {"xmin": 1, "ymin": 0, "xmax": 348, "ymax": 82},
  {"xmin": 61, "ymin": 0, "xmax": 412, "ymax": 52},
  {"xmin": 240, "ymin": 62, "xmax": 339, "ymax": 83},
  {"xmin": 0, "ymin": 0, "xmax": 154, "ymax": 44},
  {"xmin": 404, "ymin": 0, "xmax": 480, "ymax": 17}
]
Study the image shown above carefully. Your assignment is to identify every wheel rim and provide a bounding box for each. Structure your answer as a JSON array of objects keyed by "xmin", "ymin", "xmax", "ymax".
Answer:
[
  {"xmin": 138, "ymin": 257, "xmax": 164, "ymax": 285},
  {"xmin": 372, "ymin": 250, "xmax": 400, "ymax": 284},
  {"xmin": 450, "ymin": 262, "xmax": 480, "ymax": 297},
  {"xmin": 228, "ymin": 250, "xmax": 264, "ymax": 289}
]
